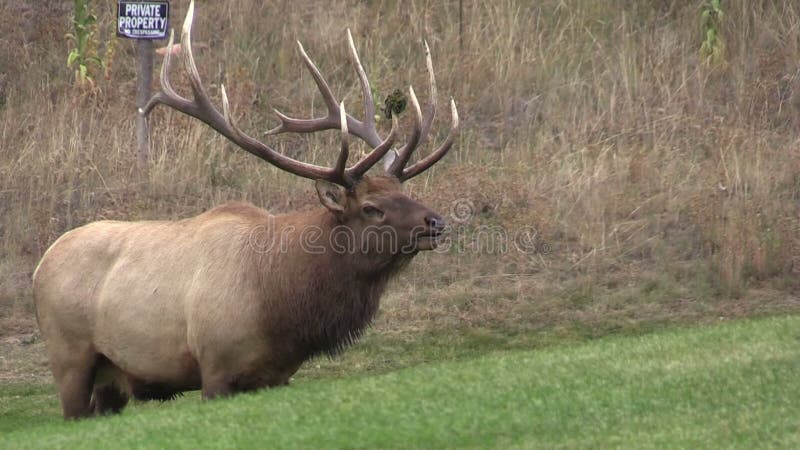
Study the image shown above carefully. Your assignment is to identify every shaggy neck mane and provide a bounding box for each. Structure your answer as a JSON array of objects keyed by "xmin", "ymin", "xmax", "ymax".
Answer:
[{"xmin": 258, "ymin": 208, "xmax": 414, "ymax": 361}]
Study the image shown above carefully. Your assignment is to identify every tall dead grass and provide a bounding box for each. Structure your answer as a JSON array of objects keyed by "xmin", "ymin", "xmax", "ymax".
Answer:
[{"xmin": 1, "ymin": 0, "xmax": 799, "ymax": 336}]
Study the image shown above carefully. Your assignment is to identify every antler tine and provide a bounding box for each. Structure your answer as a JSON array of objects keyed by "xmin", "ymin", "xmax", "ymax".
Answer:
[
  {"xmin": 263, "ymin": 41, "xmax": 345, "ymax": 137},
  {"xmin": 143, "ymin": 1, "xmax": 454, "ymax": 188},
  {"xmin": 347, "ymin": 115, "xmax": 398, "ymax": 178},
  {"xmin": 381, "ymin": 41, "xmax": 437, "ymax": 179},
  {"xmin": 180, "ymin": 2, "xmax": 209, "ymax": 108},
  {"xmin": 346, "ymin": 29, "xmax": 376, "ymax": 132},
  {"xmin": 141, "ymin": 29, "xmax": 192, "ymax": 116},
  {"xmin": 381, "ymin": 39, "xmax": 460, "ymax": 182},
  {"xmin": 400, "ymin": 98, "xmax": 459, "ymax": 181},
  {"xmin": 297, "ymin": 41, "xmax": 340, "ymax": 113},
  {"xmin": 387, "ymin": 86, "xmax": 423, "ymax": 176},
  {"xmin": 334, "ymin": 102, "xmax": 351, "ymax": 185},
  {"xmin": 419, "ymin": 40, "xmax": 437, "ymax": 145},
  {"xmin": 142, "ymin": 0, "xmax": 338, "ymax": 183},
  {"xmin": 266, "ymin": 32, "xmax": 383, "ymax": 149},
  {"xmin": 263, "ymin": 41, "xmax": 340, "ymax": 137},
  {"xmin": 220, "ymin": 85, "xmax": 242, "ymax": 138}
]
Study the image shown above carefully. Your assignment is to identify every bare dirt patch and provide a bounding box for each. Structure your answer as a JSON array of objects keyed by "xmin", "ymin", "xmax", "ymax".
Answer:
[{"xmin": 0, "ymin": 337, "xmax": 50, "ymax": 385}]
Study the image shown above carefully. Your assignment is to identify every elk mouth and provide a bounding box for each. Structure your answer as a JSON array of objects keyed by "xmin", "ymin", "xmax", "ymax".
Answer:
[{"xmin": 414, "ymin": 229, "xmax": 447, "ymax": 251}]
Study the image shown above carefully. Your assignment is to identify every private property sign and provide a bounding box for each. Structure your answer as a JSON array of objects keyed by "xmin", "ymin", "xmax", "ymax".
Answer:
[{"xmin": 117, "ymin": 1, "xmax": 169, "ymax": 39}]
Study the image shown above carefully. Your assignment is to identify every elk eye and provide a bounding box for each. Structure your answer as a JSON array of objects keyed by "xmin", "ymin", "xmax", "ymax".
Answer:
[{"xmin": 362, "ymin": 205, "xmax": 383, "ymax": 217}]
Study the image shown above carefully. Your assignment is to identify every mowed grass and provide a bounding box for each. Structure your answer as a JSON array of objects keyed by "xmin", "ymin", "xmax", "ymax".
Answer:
[{"xmin": 2, "ymin": 315, "xmax": 799, "ymax": 449}]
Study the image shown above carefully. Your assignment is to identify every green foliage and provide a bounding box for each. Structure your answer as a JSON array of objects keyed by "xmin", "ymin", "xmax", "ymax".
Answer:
[
  {"xmin": 700, "ymin": 0, "xmax": 726, "ymax": 65},
  {"xmin": 66, "ymin": 0, "xmax": 103, "ymax": 87},
  {"xmin": 382, "ymin": 89, "xmax": 407, "ymax": 119},
  {"xmin": 2, "ymin": 316, "xmax": 799, "ymax": 448}
]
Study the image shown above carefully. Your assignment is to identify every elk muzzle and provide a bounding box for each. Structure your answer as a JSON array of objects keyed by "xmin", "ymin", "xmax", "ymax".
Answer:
[{"xmin": 415, "ymin": 211, "xmax": 447, "ymax": 251}]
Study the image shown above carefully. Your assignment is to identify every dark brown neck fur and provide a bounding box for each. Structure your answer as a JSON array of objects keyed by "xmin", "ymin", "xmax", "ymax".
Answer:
[{"xmin": 256, "ymin": 208, "xmax": 415, "ymax": 362}]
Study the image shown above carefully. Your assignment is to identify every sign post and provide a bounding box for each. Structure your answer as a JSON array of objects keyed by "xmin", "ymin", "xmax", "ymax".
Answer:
[
  {"xmin": 135, "ymin": 39, "xmax": 153, "ymax": 168},
  {"xmin": 116, "ymin": 1, "xmax": 169, "ymax": 169}
]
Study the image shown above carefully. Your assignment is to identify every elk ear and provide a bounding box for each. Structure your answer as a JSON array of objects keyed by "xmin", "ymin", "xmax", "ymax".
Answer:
[{"xmin": 315, "ymin": 179, "xmax": 347, "ymax": 213}]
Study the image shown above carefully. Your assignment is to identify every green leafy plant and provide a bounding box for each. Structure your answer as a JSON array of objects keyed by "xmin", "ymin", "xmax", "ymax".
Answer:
[
  {"xmin": 66, "ymin": 0, "xmax": 103, "ymax": 87},
  {"xmin": 700, "ymin": 0, "xmax": 725, "ymax": 65},
  {"xmin": 369, "ymin": 86, "xmax": 408, "ymax": 122},
  {"xmin": 382, "ymin": 89, "xmax": 407, "ymax": 119}
]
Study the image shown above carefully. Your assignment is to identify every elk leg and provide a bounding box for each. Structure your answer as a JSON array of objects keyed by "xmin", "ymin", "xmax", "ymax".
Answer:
[
  {"xmin": 199, "ymin": 374, "xmax": 269, "ymax": 399},
  {"xmin": 89, "ymin": 355, "xmax": 130, "ymax": 414},
  {"xmin": 91, "ymin": 383, "xmax": 129, "ymax": 415},
  {"xmin": 200, "ymin": 376, "xmax": 234, "ymax": 400},
  {"xmin": 201, "ymin": 366, "xmax": 298, "ymax": 399},
  {"xmin": 52, "ymin": 351, "xmax": 96, "ymax": 419}
]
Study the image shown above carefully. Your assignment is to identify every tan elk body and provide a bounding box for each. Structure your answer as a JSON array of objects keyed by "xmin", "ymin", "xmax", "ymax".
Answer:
[{"xmin": 33, "ymin": 1, "xmax": 458, "ymax": 419}]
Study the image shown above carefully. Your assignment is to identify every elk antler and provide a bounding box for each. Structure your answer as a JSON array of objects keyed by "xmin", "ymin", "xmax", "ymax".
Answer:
[
  {"xmin": 269, "ymin": 29, "xmax": 460, "ymax": 182},
  {"xmin": 141, "ymin": 0, "xmax": 457, "ymax": 186}
]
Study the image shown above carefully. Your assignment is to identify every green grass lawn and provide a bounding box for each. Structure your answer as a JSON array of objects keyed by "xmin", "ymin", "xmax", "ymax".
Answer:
[{"xmin": 2, "ymin": 315, "xmax": 799, "ymax": 449}]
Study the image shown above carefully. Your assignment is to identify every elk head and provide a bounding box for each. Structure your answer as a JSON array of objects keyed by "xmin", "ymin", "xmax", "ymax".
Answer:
[{"xmin": 141, "ymin": 0, "xmax": 458, "ymax": 260}]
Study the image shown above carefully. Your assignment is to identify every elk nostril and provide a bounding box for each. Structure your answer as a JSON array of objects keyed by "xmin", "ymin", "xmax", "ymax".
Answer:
[{"xmin": 425, "ymin": 214, "xmax": 446, "ymax": 231}]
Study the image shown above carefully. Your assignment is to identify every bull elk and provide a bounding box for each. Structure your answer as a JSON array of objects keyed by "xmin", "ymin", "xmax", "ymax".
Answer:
[{"xmin": 33, "ymin": 1, "xmax": 458, "ymax": 419}]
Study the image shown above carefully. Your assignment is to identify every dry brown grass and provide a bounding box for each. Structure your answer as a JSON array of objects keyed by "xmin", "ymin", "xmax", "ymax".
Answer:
[{"xmin": 1, "ymin": 0, "xmax": 799, "ymax": 346}]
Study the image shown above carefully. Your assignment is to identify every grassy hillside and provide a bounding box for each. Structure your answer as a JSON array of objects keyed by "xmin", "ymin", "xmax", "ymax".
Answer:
[
  {"xmin": 1, "ymin": 0, "xmax": 799, "ymax": 413},
  {"xmin": 3, "ymin": 315, "xmax": 799, "ymax": 448}
]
